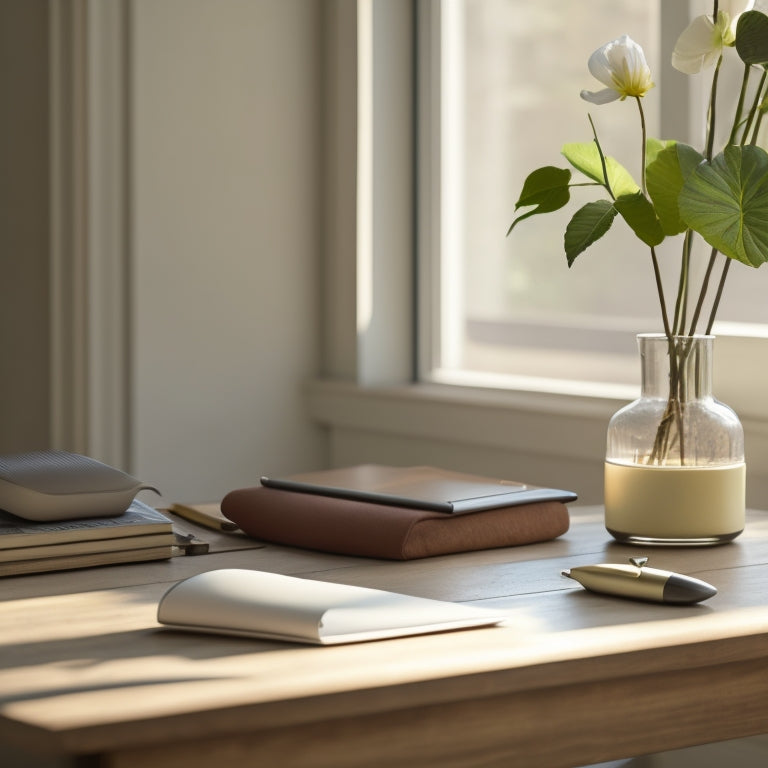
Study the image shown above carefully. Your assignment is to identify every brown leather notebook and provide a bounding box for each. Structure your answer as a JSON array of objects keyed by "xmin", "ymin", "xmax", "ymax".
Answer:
[{"xmin": 221, "ymin": 467, "xmax": 572, "ymax": 560}]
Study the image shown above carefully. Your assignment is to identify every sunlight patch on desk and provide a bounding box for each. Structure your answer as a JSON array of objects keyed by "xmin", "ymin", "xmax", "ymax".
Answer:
[{"xmin": 0, "ymin": 586, "xmax": 167, "ymax": 646}]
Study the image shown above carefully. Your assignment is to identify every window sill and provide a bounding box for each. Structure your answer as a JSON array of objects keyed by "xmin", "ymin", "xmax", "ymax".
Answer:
[
  {"xmin": 306, "ymin": 377, "xmax": 625, "ymax": 462},
  {"xmin": 307, "ymin": 376, "xmax": 768, "ymax": 491}
]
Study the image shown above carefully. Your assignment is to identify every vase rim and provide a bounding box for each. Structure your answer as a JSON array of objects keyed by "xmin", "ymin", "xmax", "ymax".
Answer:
[{"xmin": 637, "ymin": 333, "xmax": 715, "ymax": 341}]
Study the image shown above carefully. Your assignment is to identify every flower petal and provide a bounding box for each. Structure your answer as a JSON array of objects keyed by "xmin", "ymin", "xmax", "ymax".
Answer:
[
  {"xmin": 584, "ymin": 35, "xmax": 653, "ymax": 102},
  {"xmin": 604, "ymin": 35, "xmax": 646, "ymax": 77},
  {"xmin": 722, "ymin": 0, "xmax": 755, "ymax": 18},
  {"xmin": 580, "ymin": 88, "xmax": 621, "ymax": 105},
  {"xmin": 586, "ymin": 47, "xmax": 616, "ymax": 90},
  {"xmin": 605, "ymin": 35, "xmax": 653, "ymax": 97},
  {"xmin": 720, "ymin": 0, "xmax": 755, "ymax": 43},
  {"xmin": 672, "ymin": 15, "xmax": 721, "ymax": 74}
]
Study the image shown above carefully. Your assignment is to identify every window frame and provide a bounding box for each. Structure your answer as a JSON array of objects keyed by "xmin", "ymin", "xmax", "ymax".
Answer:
[
  {"xmin": 312, "ymin": 0, "xmax": 768, "ymax": 506},
  {"xmin": 414, "ymin": 0, "xmax": 768, "ymax": 421}
]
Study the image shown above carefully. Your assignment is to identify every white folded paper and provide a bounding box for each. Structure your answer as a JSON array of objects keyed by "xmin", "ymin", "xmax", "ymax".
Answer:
[{"xmin": 157, "ymin": 568, "xmax": 505, "ymax": 645}]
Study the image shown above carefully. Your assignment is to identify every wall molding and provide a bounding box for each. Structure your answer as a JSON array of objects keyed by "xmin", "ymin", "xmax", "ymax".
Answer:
[
  {"xmin": 49, "ymin": 0, "xmax": 89, "ymax": 453},
  {"xmin": 48, "ymin": 0, "xmax": 131, "ymax": 467},
  {"xmin": 322, "ymin": 0, "xmax": 415, "ymax": 385}
]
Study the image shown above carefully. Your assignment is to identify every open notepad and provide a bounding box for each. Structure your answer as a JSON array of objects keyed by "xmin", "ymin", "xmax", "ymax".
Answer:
[{"xmin": 157, "ymin": 569, "xmax": 506, "ymax": 645}]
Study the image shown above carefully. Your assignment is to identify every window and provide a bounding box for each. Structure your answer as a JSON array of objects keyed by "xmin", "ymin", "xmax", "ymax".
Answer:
[{"xmin": 419, "ymin": 0, "xmax": 768, "ymax": 398}]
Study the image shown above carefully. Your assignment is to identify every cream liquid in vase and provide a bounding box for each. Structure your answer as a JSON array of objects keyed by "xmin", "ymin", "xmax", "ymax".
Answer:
[{"xmin": 604, "ymin": 460, "xmax": 745, "ymax": 544}]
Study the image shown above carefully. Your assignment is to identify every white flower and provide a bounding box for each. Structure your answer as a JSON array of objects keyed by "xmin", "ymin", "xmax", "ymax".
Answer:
[
  {"xmin": 580, "ymin": 35, "xmax": 654, "ymax": 105},
  {"xmin": 672, "ymin": 0, "xmax": 755, "ymax": 74}
]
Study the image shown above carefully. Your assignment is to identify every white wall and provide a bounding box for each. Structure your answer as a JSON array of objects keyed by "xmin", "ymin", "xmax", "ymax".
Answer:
[
  {"xmin": 128, "ymin": 0, "xmax": 326, "ymax": 502},
  {"xmin": 0, "ymin": 0, "xmax": 327, "ymax": 503}
]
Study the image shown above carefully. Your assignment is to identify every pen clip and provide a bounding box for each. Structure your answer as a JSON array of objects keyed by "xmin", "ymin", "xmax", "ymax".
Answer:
[
  {"xmin": 629, "ymin": 556, "xmax": 649, "ymax": 578},
  {"xmin": 174, "ymin": 532, "xmax": 210, "ymax": 555}
]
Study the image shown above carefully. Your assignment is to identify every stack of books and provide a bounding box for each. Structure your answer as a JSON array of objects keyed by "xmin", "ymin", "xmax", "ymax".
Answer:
[{"xmin": 0, "ymin": 499, "xmax": 175, "ymax": 577}]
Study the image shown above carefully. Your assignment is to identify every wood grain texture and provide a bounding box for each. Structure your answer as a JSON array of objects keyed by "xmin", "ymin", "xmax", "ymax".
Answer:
[
  {"xmin": 1, "ymin": 507, "xmax": 768, "ymax": 767},
  {"xmin": 105, "ymin": 657, "xmax": 768, "ymax": 768}
]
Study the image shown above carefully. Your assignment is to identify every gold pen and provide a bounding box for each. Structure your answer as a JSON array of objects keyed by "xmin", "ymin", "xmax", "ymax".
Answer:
[{"xmin": 562, "ymin": 557, "xmax": 717, "ymax": 604}]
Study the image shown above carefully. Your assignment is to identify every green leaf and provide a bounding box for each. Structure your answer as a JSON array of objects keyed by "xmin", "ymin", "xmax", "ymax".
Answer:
[
  {"xmin": 679, "ymin": 144, "xmax": 768, "ymax": 267},
  {"xmin": 614, "ymin": 191, "xmax": 665, "ymax": 247},
  {"xmin": 646, "ymin": 142, "xmax": 705, "ymax": 236},
  {"xmin": 507, "ymin": 166, "xmax": 572, "ymax": 234},
  {"xmin": 677, "ymin": 142, "xmax": 706, "ymax": 178},
  {"xmin": 562, "ymin": 142, "xmax": 640, "ymax": 198},
  {"xmin": 564, "ymin": 200, "xmax": 617, "ymax": 266},
  {"xmin": 645, "ymin": 138, "xmax": 675, "ymax": 168},
  {"xmin": 736, "ymin": 10, "xmax": 768, "ymax": 65}
]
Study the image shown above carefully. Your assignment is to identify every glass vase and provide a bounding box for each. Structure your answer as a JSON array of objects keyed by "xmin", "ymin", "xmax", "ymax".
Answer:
[{"xmin": 605, "ymin": 334, "xmax": 745, "ymax": 546}]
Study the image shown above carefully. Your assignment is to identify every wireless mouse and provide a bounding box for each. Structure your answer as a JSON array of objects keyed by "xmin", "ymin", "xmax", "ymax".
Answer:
[{"xmin": 0, "ymin": 450, "xmax": 157, "ymax": 521}]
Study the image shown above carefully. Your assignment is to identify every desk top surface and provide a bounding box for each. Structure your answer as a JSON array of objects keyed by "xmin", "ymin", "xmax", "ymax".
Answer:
[{"xmin": 2, "ymin": 505, "xmax": 768, "ymax": 760}]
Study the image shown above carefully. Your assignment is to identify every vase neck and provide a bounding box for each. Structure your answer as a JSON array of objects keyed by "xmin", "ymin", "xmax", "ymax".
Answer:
[{"xmin": 638, "ymin": 335, "xmax": 713, "ymax": 401}]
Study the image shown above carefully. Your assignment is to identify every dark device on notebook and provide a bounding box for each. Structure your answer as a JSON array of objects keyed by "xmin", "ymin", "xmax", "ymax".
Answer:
[{"xmin": 261, "ymin": 464, "xmax": 578, "ymax": 515}]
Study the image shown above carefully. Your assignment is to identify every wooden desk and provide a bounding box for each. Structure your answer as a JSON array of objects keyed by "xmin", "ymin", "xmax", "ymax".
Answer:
[{"xmin": 2, "ymin": 506, "xmax": 768, "ymax": 768}]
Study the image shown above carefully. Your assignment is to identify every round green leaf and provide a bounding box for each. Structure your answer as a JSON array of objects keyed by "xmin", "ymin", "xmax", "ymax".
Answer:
[
  {"xmin": 645, "ymin": 138, "xmax": 675, "ymax": 168},
  {"xmin": 736, "ymin": 10, "xmax": 768, "ymax": 65},
  {"xmin": 646, "ymin": 142, "xmax": 705, "ymax": 236},
  {"xmin": 679, "ymin": 145, "xmax": 768, "ymax": 267}
]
